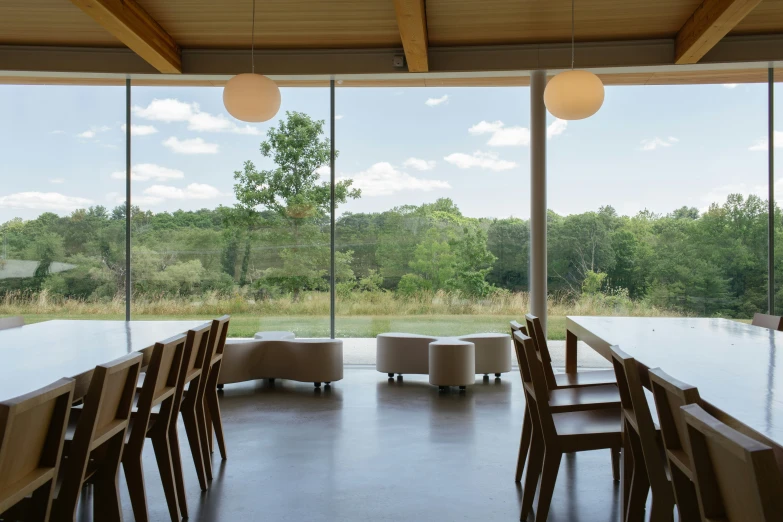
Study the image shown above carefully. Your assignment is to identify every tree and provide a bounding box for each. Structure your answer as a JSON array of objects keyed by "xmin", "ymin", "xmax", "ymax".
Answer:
[{"xmin": 450, "ymin": 226, "xmax": 497, "ymax": 297}]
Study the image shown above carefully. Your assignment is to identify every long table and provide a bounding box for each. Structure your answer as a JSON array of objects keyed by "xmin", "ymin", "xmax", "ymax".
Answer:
[
  {"xmin": 566, "ymin": 316, "xmax": 783, "ymax": 460},
  {"xmin": 0, "ymin": 320, "xmax": 208, "ymax": 401}
]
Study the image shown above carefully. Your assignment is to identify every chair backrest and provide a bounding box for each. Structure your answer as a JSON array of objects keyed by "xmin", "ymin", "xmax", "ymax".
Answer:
[
  {"xmin": 751, "ymin": 313, "xmax": 783, "ymax": 331},
  {"xmin": 682, "ymin": 404, "xmax": 783, "ymax": 522},
  {"xmin": 610, "ymin": 346, "xmax": 670, "ymax": 488},
  {"xmin": 0, "ymin": 378, "xmax": 74, "ymax": 514},
  {"xmin": 520, "ymin": 330, "xmax": 558, "ymax": 442},
  {"xmin": 525, "ymin": 314, "xmax": 558, "ymax": 390},
  {"xmin": 183, "ymin": 322, "xmax": 213, "ymax": 384},
  {"xmin": 208, "ymin": 315, "xmax": 231, "ymax": 365},
  {"xmin": 649, "ymin": 367, "xmax": 701, "ymax": 477},
  {"xmin": 0, "ymin": 316, "xmax": 24, "ymax": 331},
  {"xmin": 80, "ymin": 353, "xmax": 143, "ymax": 451},
  {"xmin": 512, "ymin": 329, "xmax": 533, "ymax": 387}
]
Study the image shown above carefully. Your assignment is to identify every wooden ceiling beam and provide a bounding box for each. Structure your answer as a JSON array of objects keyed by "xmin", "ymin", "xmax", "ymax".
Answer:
[
  {"xmin": 393, "ymin": 0, "xmax": 429, "ymax": 72},
  {"xmin": 68, "ymin": 0, "xmax": 181, "ymax": 73},
  {"xmin": 675, "ymin": 0, "xmax": 762, "ymax": 64}
]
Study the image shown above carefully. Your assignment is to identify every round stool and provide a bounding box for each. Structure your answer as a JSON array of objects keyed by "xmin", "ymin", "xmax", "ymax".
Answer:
[{"xmin": 428, "ymin": 340, "xmax": 475, "ymax": 390}]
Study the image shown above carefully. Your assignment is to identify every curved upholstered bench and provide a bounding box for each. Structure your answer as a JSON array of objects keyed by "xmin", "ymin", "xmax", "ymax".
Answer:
[
  {"xmin": 376, "ymin": 332, "xmax": 512, "ymax": 381},
  {"xmin": 219, "ymin": 337, "xmax": 343, "ymax": 388}
]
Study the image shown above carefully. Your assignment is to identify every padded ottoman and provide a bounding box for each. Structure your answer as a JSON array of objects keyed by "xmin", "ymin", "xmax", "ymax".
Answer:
[{"xmin": 428, "ymin": 340, "xmax": 475, "ymax": 389}]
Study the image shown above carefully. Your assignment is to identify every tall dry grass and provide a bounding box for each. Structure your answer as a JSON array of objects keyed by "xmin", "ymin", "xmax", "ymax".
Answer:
[{"xmin": 0, "ymin": 288, "xmax": 682, "ymax": 318}]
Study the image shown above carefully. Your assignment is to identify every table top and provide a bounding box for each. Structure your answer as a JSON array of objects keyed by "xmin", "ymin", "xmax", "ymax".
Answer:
[
  {"xmin": 0, "ymin": 320, "xmax": 208, "ymax": 400},
  {"xmin": 566, "ymin": 316, "xmax": 783, "ymax": 450}
]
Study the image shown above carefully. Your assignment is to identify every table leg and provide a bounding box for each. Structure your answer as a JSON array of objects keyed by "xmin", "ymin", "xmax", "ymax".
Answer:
[{"xmin": 566, "ymin": 329, "xmax": 578, "ymax": 374}]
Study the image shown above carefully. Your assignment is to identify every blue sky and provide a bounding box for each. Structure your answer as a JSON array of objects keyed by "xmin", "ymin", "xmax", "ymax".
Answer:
[{"xmin": 0, "ymin": 82, "xmax": 775, "ymax": 223}]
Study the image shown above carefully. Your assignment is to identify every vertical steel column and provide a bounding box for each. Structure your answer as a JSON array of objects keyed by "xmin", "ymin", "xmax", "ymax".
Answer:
[
  {"xmin": 769, "ymin": 68, "xmax": 775, "ymax": 315},
  {"xmin": 530, "ymin": 70, "xmax": 548, "ymax": 333},
  {"xmin": 330, "ymin": 79, "xmax": 336, "ymax": 339},
  {"xmin": 125, "ymin": 78, "xmax": 131, "ymax": 322}
]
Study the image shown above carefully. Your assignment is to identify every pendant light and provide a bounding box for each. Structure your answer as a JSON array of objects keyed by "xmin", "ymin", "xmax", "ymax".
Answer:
[
  {"xmin": 223, "ymin": 0, "xmax": 281, "ymax": 122},
  {"xmin": 543, "ymin": 0, "xmax": 604, "ymax": 120}
]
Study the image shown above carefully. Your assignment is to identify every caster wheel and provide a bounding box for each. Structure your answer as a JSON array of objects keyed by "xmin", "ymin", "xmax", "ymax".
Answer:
[
  {"xmin": 438, "ymin": 386, "xmax": 447, "ymax": 392},
  {"xmin": 325, "ymin": 382, "xmax": 331, "ymax": 387},
  {"xmin": 495, "ymin": 373, "xmax": 501, "ymax": 378},
  {"xmin": 396, "ymin": 374, "xmax": 403, "ymax": 380},
  {"xmin": 388, "ymin": 373, "xmax": 394, "ymax": 378},
  {"xmin": 217, "ymin": 384, "xmax": 224, "ymax": 390},
  {"xmin": 314, "ymin": 382, "xmax": 321, "ymax": 388},
  {"xmin": 459, "ymin": 386, "xmax": 466, "ymax": 391},
  {"xmin": 269, "ymin": 378, "xmax": 276, "ymax": 383}
]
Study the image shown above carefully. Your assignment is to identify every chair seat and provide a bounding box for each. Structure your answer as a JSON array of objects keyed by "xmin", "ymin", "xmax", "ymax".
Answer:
[
  {"xmin": 553, "ymin": 407, "xmax": 623, "ymax": 449},
  {"xmin": 549, "ymin": 384, "xmax": 620, "ymax": 412},
  {"xmin": 554, "ymin": 369, "xmax": 616, "ymax": 388}
]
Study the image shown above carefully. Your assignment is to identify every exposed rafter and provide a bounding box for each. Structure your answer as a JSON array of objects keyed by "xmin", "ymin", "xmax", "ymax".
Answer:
[
  {"xmin": 675, "ymin": 0, "xmax": 762, "ymax": 65},
  {"xmin": 393, "ymin": 0, "xmax": 429, "ymax": 72},
  {"xmin": 69, "ymin": 0, "xmax": 181, "ymax": 73}
]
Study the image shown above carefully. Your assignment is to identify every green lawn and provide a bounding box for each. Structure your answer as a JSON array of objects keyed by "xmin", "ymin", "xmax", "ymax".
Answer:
[{"xmin": 16, "ymin": 313, "xmax": 571, "ymax": 339}]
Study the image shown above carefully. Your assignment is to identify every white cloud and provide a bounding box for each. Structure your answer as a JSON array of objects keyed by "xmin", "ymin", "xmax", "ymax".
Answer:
[
  {"xmin": 547, "ymin": 119, "xmax": 568, "ymax": 139},
  {"xmin": 403, "ymin": 157, "xmax": 436, "ymax": 171},
  {"xmin": 77, "ymin": 130, "xmax": 96, "ymax": 139},
  {"xmin": 0, "ymin": 192, "xmax": 93, "ymax": 212},
  {"xmin": 51, "ymin": 130, "xmax": 65, "ymax": 135},
  {"xmin": 120, "ymin": 123, "xmax": 158, "ymax": 136},
  {"xmin": 425, "ymin": 95, "xmax": 449, "ymax": 107},
  {"xmin": 443, "ymin": 151, "xmax": 517, "ymax": 171},
  {"xmin": 143, "ymin": 183, "xmax": 223, "ymax": 202},
  {"xmin": 315, "ymin": 165, "xmax": 331, "ymax": 179},
  {"xmin": 76, "ymin": 125, "xmax": 111, "ymax": 139},
  {"xmin": 133, "ymin": 98, "xmax": 262, "ymax": 135},
  {"xmin": 749, "ymin": 130, "xmax": 783, "ymax": 151},
  {"xmin": 723, "ymin": 84, "xmax": 739, "ymax": 89},
  {"xmin": 469, "ymin": 119, "xmax": 567, "ymax": 146},
  {"xmin": 49, "ymin": 178, "xmax": 65, "ymax": 184},
  {"xmin": 163, "ymin": 137, "xmax": 219, "ymax": 154},
  {"xmin": 335, "ymin": 114, "xmax": 344, "ymax": 120},
  {"xmin": 640, "ymin": 136, "xmax": 679, "ymax": 151},
  {"xmin": 339, "ymin": 163, "xmax": 450, "ymax": 196},
  {"xmin": 111, "ymin": 163, "xmax": 185, "ymax": 182}
]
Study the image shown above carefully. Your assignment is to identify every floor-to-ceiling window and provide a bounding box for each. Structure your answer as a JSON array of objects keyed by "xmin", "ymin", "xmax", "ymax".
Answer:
[
  {"xmin": 129, "ymin": 84, "xmax": 330, "ymax": 337},
  {"xmin": 548, "ymin": 82, "xmax": 768, "ymax": 337},
  {"xmin": 0, "ymin": 84, "xmax": 126, "ymax": 322},
  {"xmin": 334, "ymin": 86, "xmax": 529, "ymax": 343}
]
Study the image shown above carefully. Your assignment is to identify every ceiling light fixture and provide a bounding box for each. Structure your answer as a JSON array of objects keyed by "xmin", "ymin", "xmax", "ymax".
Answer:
[
  {"xmin": 543, "ymin": 0, "xmax": 604, "ymax": 120},
  {"xmin": 223, "ymin": 0, "xmax": 281, "ymax": 122}
]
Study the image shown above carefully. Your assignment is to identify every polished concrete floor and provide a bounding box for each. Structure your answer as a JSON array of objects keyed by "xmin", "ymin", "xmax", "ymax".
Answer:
[{"xmin": 78, "ymin": 368, "xmax": 622, "ymax": 522}]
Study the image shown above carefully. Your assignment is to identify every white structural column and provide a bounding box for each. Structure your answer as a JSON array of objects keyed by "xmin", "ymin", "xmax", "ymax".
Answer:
[{"xmin": 529, "ymin": 70, "xmax": 548, "ymax": 333}]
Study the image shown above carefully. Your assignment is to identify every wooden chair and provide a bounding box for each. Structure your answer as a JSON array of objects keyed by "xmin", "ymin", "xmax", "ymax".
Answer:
[
  {"xmin": 525, "ymin": 314, "xmax": 616, "ymax": 389},
  {"xmin": 648, "ymin": 368, "xmax": 702, "ymax": 522},
  {"xmin": 123, "ymin": 334, "xmax": 186, "ymax": 522},
  {"xmin": 682, "ymin": 404, "xmax": 783, "ymax": 522},
  {"xmin": 0, "ymin": 378, "xmax": 74, "ymax": 521},
  {"xmin": 511, "ymin": 324, "xmax": 621, "ymax": 484},
  {"xmin": 0, "ymin": 316, "xmax": 24, "ymax": 331},
  {"xmin": 204, "ymin": 315, "xmax": 230, "ymax": 469},
  {"xmin": 146, "ymin": 322, "xmax": 214, "ymax": 519},
  {"xmin": 751, "ymin": 313, "xmax": 783, "ymax": 331},
  {"xmin": 610, "ymin": 347, "xmax": 675, "ymax": 522},
  {"xmin": 516, "ymin": 331, "xmax": 622, "ymax": 522},
  {"xmin": 54, "ymin": 353, "xmax": 143, "ymax": 522}
]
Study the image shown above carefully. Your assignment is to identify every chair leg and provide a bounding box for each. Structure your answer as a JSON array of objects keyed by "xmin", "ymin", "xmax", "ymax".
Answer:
[
  {"xmin": 122, "ymin": 450, "xmax": 149, "ymax": 522},
  {"xmin": 671, "ymin": 465, "xmax": 701, "ymax": 522},
  {"xmin": 29, "ymin": 479, "xmax": 56, "ymax": 522},
  {"xmin": 515, "ymin": 404, "xmax": 532, "ymax": 483},
  {"xmin": 520, "ymin": 428, "xmax": 544, "ymax": 521},
  {"xmin": 611, "ymin": 446, "xmax": 621, "ymax": 482},
  {"xmin": 92, "ymin": 433, "xmax": 125, "ymax": 522},
  {"xmin": 150, "ymin": 429, "xmax": 183, "ymax": 522},
  {"xmin": 181, "ymin": 393, "xmax": 209, "ymax": 490},
  {"xmin": 649, "ymin": 493, "xmax": 675, "ymax": 522},
  {"xmin": 168, "ymin": 421, "xmax": 189, "ymax": 518},
  {"xmin": 195, "ymin": 392, "xmax": 213, "ymax": 481},
  {"xmin": 625, "ymin": 430, "xmax": 650, "ymax": 522},
  {"xmin": 205, "ymin": 383, "xmax": 227, "ymax": 460},
  {"xmin": 621, "ymin": 426, "xmax": 633, "ymax": 517},
  {"xmin": 204, "ymin": 395, "xmax": 214, "ymax": 454},
  {"xmin": 534, "ymin": 451, "xmax": 562, "ymax": 522}
]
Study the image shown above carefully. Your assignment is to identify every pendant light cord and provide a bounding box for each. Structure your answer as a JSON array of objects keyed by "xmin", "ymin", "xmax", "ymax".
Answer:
[
  {"xmin": 251, "ymin": 0, "xmax": 256, "ymax": 73},
  {"xmin": 571, "ymin": 0, "xmax": 575, "ymax": 69}
]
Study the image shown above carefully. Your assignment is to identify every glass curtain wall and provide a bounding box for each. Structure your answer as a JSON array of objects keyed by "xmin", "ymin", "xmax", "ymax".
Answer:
[
  {"xmin": 334, "ymin": 86, "xmax": 530, "ymax": 341},
  {"xmin": 129, "ymin": 85, "xmax": 331, "ymax": 337},
  {"xmin": 0, "ymin": 84, "xmax": 126, "ymax": 323},
  {"xmin": 548, "ymin": 82, "xmax": 768, "ymax": 337}
]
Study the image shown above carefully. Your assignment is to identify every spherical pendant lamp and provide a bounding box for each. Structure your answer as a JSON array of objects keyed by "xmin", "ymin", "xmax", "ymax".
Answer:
[
  {"xmin": 544, "ymin": 70, "xmax": 604, "ymax": 120},
  {"xmin": 223, "ymin": 0, "xmax": 281, "ymax": 123},
  {"xmin": 543, "ymin": 0, "xmax": 604, "ymax": 121},
  {"xmin": 224, "ymin": 73, "xmax": 281, "ymax": 122}
]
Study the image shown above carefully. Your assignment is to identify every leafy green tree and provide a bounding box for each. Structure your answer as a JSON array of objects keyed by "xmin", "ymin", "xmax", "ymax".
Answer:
[{"xmin": 449, "ymin": 226, "xmax": 497, "ymax": 297}]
